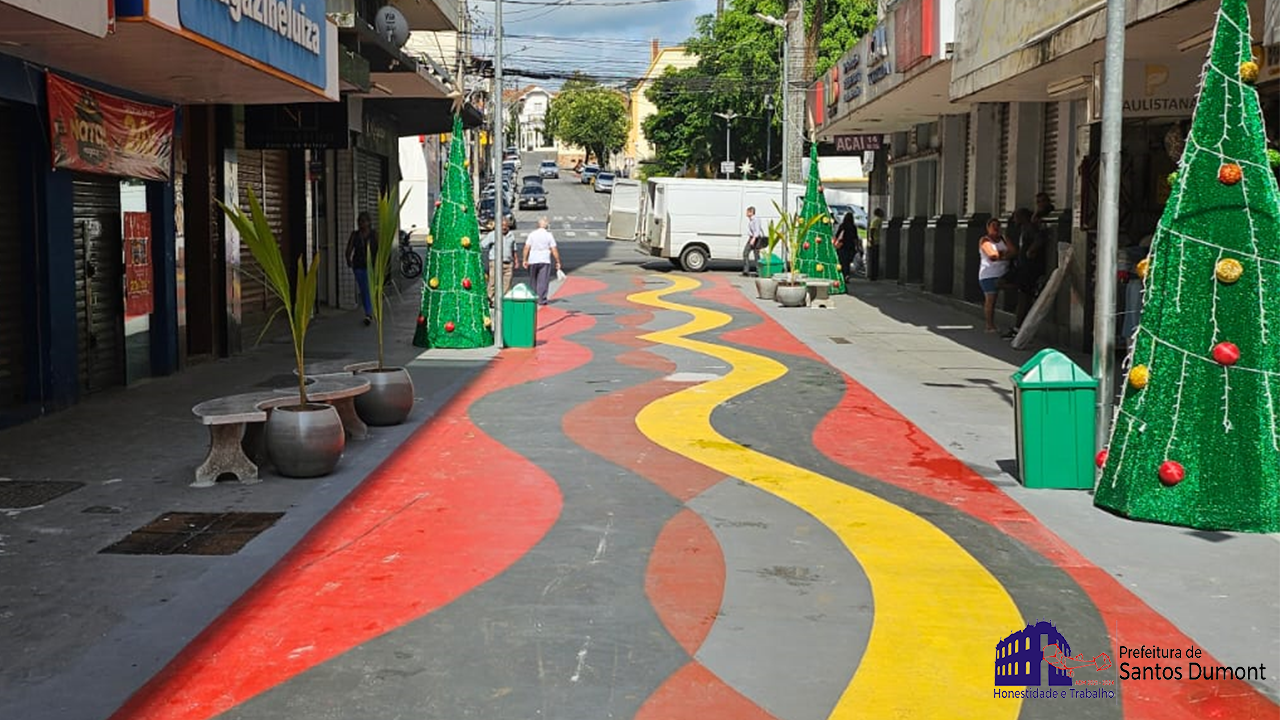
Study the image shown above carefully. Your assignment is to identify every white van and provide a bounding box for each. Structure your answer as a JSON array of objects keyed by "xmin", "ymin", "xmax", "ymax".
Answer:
[{"xmin": 607, "ymin": 178, "xmax": 805, "ymax": 272}]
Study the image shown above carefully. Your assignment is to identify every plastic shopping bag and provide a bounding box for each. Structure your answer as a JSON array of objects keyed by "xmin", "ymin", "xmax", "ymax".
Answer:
[{"xmin": 556, "ymin": 268, "xmax": 566, "ymax": 282}]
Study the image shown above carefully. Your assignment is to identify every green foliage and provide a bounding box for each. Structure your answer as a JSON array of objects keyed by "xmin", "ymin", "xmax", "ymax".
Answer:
[
  {"xmin": 368, "ymin": 186, "xmax": 409, "ymax": 368},
  {"xmin": 644, "ymin": 0, "xmax": 876, "ymax": 177},
  {"xmin": 545, "ymin": 79, "xmax": 628, "ymax": 167},
  {"xmin": 766, "ymin": 200, "xmax": 824, "ymax": 282},
  {"xmin": 219, "ymin": 187, "xmax": 321, "ymax": 406}
]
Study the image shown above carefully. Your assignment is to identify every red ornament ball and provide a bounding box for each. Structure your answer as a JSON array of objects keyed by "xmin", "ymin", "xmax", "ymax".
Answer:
[
  {"xmin": 1095, "ymin": 449, "xmax": 1109, "ymax": 468},
  {"xmin": 444, "ymin": 321, "xmax": 456, "ymax": 333},
  {"xmin": 803, "ymin": 241, "xmax": 811, "ymax": 250},
  {"xmin": 1212, "ymin": 341, "xmax": 1240, "ymax": 366},
  {"xmin": 1158, "ymin": 460, "xmax": 1185, "ymax": 485},
  {"xmin": 434, "ymin": 200, "xmax": 442, "ymax": 207},
  {"xmin": 816, "ymin": 237, "xmax": 823, "ymax": 244},
  {"xmin": 417, "ymin": 315, "xmax": 425, "ymax": 325},
  {"xmin": 462, "ymin": 278, "xmax": 472, "ymax": 290},
  {"xmin": 1218, "ymin": 163, "xmax": 1243, "ymax": 185}
]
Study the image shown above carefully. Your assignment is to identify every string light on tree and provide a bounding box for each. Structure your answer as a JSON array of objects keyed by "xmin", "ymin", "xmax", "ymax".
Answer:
[
  {"xmin": 413, "ymin": 115, "xmax": 495, "ymax": 350},
  {"xmin": 1095, "ymin": 0, "xmax": 1280, "ymax": 533},
  {"xmin": 794, "ymin": 144, "xmax": 844, "ymax": 293}
]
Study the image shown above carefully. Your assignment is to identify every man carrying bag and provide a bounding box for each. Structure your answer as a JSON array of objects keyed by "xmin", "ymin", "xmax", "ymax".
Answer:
[{"xmin": 742, "ymin": 206, "xmax": 765, "ymax": 276}]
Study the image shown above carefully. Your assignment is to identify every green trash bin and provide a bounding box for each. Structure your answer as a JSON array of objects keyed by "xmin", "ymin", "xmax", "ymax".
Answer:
[
  {"xmin": 502, "ymin": 283, "xmax": 538, "ymax": 348},
  {"xmin": 1010, "ymin": 349, "xmax": 1097, "ymax": 489},
  {"xmin": 757, "ymin": 253, "xmax": 784, "ymax": 278}
]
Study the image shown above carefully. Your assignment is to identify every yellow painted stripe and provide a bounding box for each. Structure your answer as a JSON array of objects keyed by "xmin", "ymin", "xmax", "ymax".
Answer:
[{"xmin": 628, "ymin": 275, "xmax": 1024, "ymax": 719}]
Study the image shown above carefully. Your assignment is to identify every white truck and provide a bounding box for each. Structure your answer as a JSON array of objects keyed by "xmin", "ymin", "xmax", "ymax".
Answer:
[{"xmin": 607, "ymin": 178, "xmax": 806, "ymax": 272}]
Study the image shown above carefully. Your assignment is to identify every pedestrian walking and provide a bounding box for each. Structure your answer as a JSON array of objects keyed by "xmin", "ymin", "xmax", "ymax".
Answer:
[
  {"xmin": 522, "ymin": 217, "xmax": 562, "ymax": 305},
  {"xmin": 1004, "ymin": 207, "xmax": 1044, "ymax": 338},
  {"xmin": 832, "ymin": 212, "xmax": 859, "ymax": 282},
  {"xmin": 345, "ymin": 211, "xmax": 374, "ymax": 325},
  {"xmin": 866, "ymin": 208, "xmax": 884, "ymax": 281},
  {"xmin": 482, "ymin": 217, "xmax": 518, "ymax": 307},
  {"xmin": 978, "ymin": 217, "xmax": 1016, "ymax": 334},
  {"xmin": 741, "ymin": 206, "xmax": 765, "ymax": 276}
]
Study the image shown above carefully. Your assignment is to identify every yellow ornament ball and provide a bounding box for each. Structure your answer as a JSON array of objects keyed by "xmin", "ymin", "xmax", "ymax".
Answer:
[
  {"xmin": 1240, "ymin": 61, "xmax": 1260, "ymax": 84},
  {"xmin": 426, "ymin": 234, "xmax": 434, "ymax": 246},
  {"xmin": 815, "ymin": 263, "xmax": 825, "ymax": 273},
  {"xmin": 1136, "ymin": 258, "xmax": 1149, "ymax": 280},
  {"xmin": 1216, "ymin": 258, "xmax": 1244, "ymax": 284},
  {"xmin": 1128, "ymin": 364, "xmax": 1150, "ymax": 390},
  {"xmin": 461, "ymin": 236, "xmax": 472, "ymax": 248},
  {"xmin": 428, "ymin": 277, "xmax": 439, "ymax": 289},
  {"xmin": 483, "ymin": 315, "xmax": 492, "ymax": 328}
]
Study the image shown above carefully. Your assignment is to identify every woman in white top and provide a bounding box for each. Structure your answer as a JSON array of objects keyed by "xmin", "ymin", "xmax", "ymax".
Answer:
[{"xmin": 978, "ymin": 217, "xmax": 1017, "ymax": 334}]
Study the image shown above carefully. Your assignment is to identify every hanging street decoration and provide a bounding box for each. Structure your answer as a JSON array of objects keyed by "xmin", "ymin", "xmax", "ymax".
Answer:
[{"xmin": 1094, "ymin": 0, "xmax": 1280, "ymax": 533}]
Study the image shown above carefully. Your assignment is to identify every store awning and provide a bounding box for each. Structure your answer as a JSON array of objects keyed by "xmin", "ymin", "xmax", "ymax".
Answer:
[
  {"xmin": 364, "ymin": 97, "xmax": 483, "ymax": 136},
  {"xmin": 0, "ymin": 0, "xmax": 338, "ymax": 105},
  {"xmin": 819, "ymin": 61, "xmax": 965, "ymax": 137},
  {"xmin": 346, "ymin": 23, "xmax": 452, "ymax": 100},
  {"xmin": 389, "ymin": 0, "xmax": 461, "ymax": 32},
  {"xmin": 0, "ymin": 0, "xmax": 110, "ymax": 38}
]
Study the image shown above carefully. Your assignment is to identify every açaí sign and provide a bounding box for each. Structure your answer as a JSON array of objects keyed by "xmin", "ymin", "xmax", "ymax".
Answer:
[{"xmin": 179, "ymin": 0, "xmax": 326, "ymax": 88}]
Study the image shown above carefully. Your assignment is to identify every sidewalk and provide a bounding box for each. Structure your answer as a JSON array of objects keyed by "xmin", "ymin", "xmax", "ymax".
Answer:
[
  {"xmin": 734, "ymin": 275, "xmax": 1280, "ymax": 703},
  {"xmin": 0, "ymin": 289, "xmax": 493, "ymax": 718}
]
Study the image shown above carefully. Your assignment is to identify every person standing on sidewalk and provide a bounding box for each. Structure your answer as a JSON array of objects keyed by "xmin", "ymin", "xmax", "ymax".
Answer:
[
  {"xmin": 833, "ymin": 212, "xmax": 859, "ymax": 282},
  {"xmin": 978, "ymin": 217, "xmax": 1016, "ymax": 334},
  {"xmin": 482, "ymin": 218, "xmax": 518, "ymax": 307},
  {"xmin": 522, "ymin": 217, "xmax": 561, "ymax": 306},
  {"xmin": 741, "ymin": 206, "xmax": 765, "ymax": 276},
  {"xmin": 866, "ymin": 208, "xmax": 884, "ymax": 281},
  {"xmin": 345, "ymin": 211, "xmax": 374, "ymax": 326}
]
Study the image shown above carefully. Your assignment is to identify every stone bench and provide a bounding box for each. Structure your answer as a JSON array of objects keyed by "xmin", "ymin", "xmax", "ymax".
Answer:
[
  {"xmin": 805, "ymin": 279, "xmax": 836, "ymax": 309},
  {"xmin": 191, "ymin": 375, "xmax": 371, "ymax": 488}
]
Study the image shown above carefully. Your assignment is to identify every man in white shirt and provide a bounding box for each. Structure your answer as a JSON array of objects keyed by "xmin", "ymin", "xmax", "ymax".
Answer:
[
  {"xmin": 481, "ymin": 218, "xmax": 518, "ymax": 306},
  {"xmin": 742, "ymin": 206, "xmax": 764, "ymax": 276},
  {"xmin": 521, "ymin": 216, "xmax": 562, "ymax": 305}
]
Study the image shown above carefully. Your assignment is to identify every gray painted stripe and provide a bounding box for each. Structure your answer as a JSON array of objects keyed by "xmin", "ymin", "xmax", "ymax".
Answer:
[{"xmin": 690, "ymin": 479, "xmax": 872, "ymax": 720}]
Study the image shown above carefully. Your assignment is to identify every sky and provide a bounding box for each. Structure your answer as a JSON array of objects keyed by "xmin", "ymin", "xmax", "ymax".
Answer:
[{"xmin": 466, "ymin": 0, "xmax": 718, "ymax": 89}]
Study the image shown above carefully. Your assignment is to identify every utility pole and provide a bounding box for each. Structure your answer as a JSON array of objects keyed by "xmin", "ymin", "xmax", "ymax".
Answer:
[
  {"xmin": 492, "ymin": 0, "xmax": 506, "ymax": 348},
  {"xmin": 764, "ymin": 94, "xmax": 773, "ymax": 176},
  {"xmin": 1093, "ymin": 0, "xmax": 1126, "ymax": 454},
  {"xmin": 756, "ymin": 11, "xmax": 793, "ymax": 262},
  {"xmin": 714, "ymin": 110, "xmax": 738, "ymax": 178}
]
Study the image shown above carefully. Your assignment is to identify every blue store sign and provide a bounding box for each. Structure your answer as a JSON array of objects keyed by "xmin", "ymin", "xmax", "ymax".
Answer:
[{"xmin": 178, "ymin": 0, "xmax": 327, "ymax": 89}]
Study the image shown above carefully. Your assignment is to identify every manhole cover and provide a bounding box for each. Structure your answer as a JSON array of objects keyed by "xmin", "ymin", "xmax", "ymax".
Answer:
[
  {"xmin": 100, "ymin": 511, "xmax": 285, "ymax": 556},
  {"xmin": 0, "ymin": 481, "xmax": 84, "ymax": 509}
]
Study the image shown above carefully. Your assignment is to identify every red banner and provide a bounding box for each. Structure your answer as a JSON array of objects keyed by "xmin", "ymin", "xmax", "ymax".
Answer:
[
  {"xmin": 124, "ymin": 212, "xmax": 153, "ymax": 317},
  {"xmin": 47, "ymin": 73, "xmax": 174, "ymax": 181}
]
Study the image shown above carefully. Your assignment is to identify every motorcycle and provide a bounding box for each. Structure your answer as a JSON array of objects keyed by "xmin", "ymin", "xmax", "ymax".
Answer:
[{"xmin": 399, "ymin": 227, "xmax": 423, "ymax": 280}]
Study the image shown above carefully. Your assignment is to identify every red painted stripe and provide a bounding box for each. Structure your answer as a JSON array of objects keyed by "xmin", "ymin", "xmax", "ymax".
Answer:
[
  {"xmin": 645, "ymin": 508, "xmax": 726, "ymax": 655},
  {"xmin": 700, "ymin": 280, "xmax": 1277, "ymax": 719},
  {"xmin": 108, "ymin": 304, "xmax": 598, "ymax": 720},
  {"xmin": 635, "ymin": 661, "xmax": 780, "ymax": 720}
]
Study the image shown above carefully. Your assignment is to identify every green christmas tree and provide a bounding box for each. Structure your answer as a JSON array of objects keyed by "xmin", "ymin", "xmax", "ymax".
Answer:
[
  {"xmin": 1096, "ymin": 0, "xmax": 1280, "ymax": 533},
  {"xmin": 793, "ymin": 144, "xmax": 843, "ymax": 293},
  {"xmin": 413, "ymin": 116, "xmax": 494, "ymax": 349}
]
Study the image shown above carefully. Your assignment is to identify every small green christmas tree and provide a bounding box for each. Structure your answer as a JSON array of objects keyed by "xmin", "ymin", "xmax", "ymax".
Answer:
[
  {"xmin": 793, "ymin": 144, "xmax": 843, "ymax": 293},
  {"xmin": 1096, "ymin": 0, "xmax": 1280, "ymax": 532},
  {"xmin": 413, "ymin": 116, "xmax": 494, "ymax": 349}
]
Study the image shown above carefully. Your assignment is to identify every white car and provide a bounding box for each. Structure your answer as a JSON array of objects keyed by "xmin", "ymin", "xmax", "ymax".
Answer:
[{"xmin": 594, "ymin": 172, "xmax": 616, "ymax": 194}]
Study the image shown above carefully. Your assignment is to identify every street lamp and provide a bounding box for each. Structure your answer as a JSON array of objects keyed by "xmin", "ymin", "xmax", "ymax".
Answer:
[
  {"xmin": 755, "ymin": 11, "xmax": 791, "ymax": 235},
  {"xmin": 714, "ymin": 110, "xmax": 739, "ymax": 178}
]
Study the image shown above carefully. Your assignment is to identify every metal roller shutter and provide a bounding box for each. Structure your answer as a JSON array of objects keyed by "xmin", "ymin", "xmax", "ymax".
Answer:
[
  {"xmin": 996, "ymin": 103, "xmax": 1010, "ymax": 215},
  {"xmin": 357, "ymin": 150, "xmax": 385, "ymax": 225},
  {"xmin": 0, "ymin": 109, "xmax": 25, "ymax": 408},
  {"xmin": 963, "ymin": 112, "xmax": 974, "ymax": 214},
  {"xmin": 1041, "ymin": 101, "xmax": 1060, "ymax": 204},
  {"xmin": 73, "ymin": 174, "xmax": 124, "ymax": 393},
  {"xmin": 236, "ymin": 147, "xmax": 289, "ymax": 345}
]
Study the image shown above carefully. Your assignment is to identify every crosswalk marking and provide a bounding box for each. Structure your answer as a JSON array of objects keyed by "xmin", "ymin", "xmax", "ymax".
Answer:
[
  {"xmin": 588, "ymin": 231, "xmax": 600, "ymax": 237},
  {"xmin": 565, "ymin": 231, "xmax": 578, "ymax": 237}
]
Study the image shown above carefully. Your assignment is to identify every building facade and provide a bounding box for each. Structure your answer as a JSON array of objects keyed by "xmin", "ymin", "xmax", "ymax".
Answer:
[{"xmin": 627, "ymin": 44, "xmax": 697, "ymax": 169}]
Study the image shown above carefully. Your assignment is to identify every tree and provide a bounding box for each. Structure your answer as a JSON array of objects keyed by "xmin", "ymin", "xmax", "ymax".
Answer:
[
  {"xmin": 1095, "ymin": 0, "xmax": 1280, "ymax": 533},
  {"xmin": 544, "ymin": 78, "xmax": 628, "ymax": 167},
  {"xmin": 414, "ymin": 115, "xmax": 494, "ymax": 350},
  {"xmin": 793, "ymin": 143, "xmax": 843, "ymax": 291},
  {"xmin": 644, "ymin": 0, "xmax": 876, "ymax": 178}
]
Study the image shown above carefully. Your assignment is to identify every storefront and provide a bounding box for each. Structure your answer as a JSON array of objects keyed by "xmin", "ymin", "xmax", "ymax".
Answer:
[{"xmin": 0, "ymin": 102, "xmax": 25, "ymax": 412}]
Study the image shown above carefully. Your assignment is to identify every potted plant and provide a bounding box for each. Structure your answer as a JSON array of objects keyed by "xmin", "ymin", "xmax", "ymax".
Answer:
[
  {"xmin": 219, "ymin": 188, "xmax": 344, "ymax": 478},
  {"xmin": 769, "ymin": 201, "xmax": 823, "ymax": 307},
  {"xmin": 353, "ymin": 187, "xmax": 416, "ymax": 426},
  {"xmin": 755, "ymin": 218, "xmax": 780, "ymax": 300}
]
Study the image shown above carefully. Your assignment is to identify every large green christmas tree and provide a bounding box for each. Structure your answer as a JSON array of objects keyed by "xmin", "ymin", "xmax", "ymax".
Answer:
[
  {"xmin": 793, "ymin": 144, "xmax": 843, "ymax": 293},
  {"xmin": 1096, "ymin": 0, "xmax": 1280, "ymax": 532},
  {"xmin": 414, "ymin": 116, "xmax": 494, "ymax": 349}
]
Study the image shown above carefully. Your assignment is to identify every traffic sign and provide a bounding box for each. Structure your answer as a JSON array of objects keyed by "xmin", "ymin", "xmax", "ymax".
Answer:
[{"xmin": 720, "ymin": 160, "xmax": 736, "ymax": 175}]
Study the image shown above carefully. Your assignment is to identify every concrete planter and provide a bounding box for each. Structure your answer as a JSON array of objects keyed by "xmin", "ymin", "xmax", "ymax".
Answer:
[
  {"xmin": 775, "ymin": 283, "xmax": 809, "ymax": 307},
  {"xmin": 755, "ymin": 276, "xmax": 779, "ymax": 300},
  {"xmin": 266, "ymin": 403, "xmax": 345, "ymax": 478},
  {"xmin": 354, "ymin": 367, "xmax": 415, "ymax": 426}
]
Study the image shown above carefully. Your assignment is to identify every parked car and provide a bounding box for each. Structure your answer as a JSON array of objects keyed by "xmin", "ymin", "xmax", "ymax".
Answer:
[
  {"xmin": 828, "ymin": 203, "xmax": 868, "ymax": 229},
  {"xmin": 580, "ymin": 164, "xmax": 600, "ymax": 184},
  {"xmin": 594, "ymin": 172, "xmax": 616, "ymax": 194},
  {"xmin": 479, "ymin": 197, "xmax": 517, "ymax": 231},
  {"xmin": 539, "ymin": 160, "xmax": 559, "ymax": 179},
  {"xmin": 519, "ymin": 185, "xmax": 548, "ymax": 210},
  {"xmin": 521, "ymin": 175, "xmax": 544, "ymax": 190}
]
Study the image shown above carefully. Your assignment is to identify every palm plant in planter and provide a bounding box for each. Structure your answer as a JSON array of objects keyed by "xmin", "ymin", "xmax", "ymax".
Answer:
[
  {"xmin": 219, "ymin": 188, "xmax": 344, "ymax": 478},
  {"xmin": 354, "ymin": 187, "xmax": 415, "ymax": 426},
  {"xmin": 767, "ymin": 200, "xmax": 824, "ymax": 307}
]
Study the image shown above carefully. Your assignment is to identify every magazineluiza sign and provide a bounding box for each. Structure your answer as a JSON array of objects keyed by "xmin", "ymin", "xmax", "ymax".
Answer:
[{"xmin": 179, "ymin": 0, "xmax": 327, "ymax": 88}]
